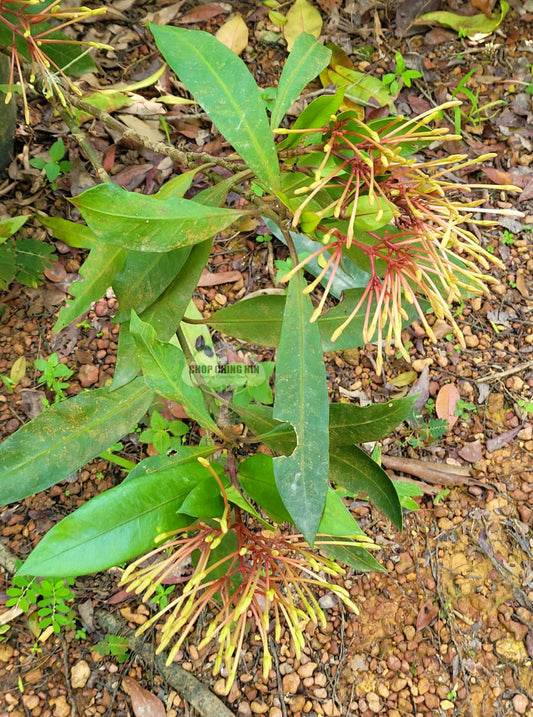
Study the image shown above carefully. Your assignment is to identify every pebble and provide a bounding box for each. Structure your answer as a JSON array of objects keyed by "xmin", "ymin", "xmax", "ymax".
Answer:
[
  {"xmin": 512, "ymin": 694, "xmax": 529, "ymax": 714},
  {"xmin": 440, "ymin": 699, "xmax": 455, "ymax": 710},
  {"xmin": 78, "ymin": 363, "xmax": 99, "ymax": 387},
  {"xmin": 282, "ymin": 673, "xmax": 300, "ymax": 695},
  {"xmin": 297, "ymin": 662, "xmax": 317, "ymax": 679},
  {"xmin": 70, "ymin": 659, "xmax": 91, "ymax": 689},
  {"xmin": 44, "ymin": 261, "xmax": 67, "ymax": 283},
  {"xmin": 250, "ymin": 701, "xmax": 268, "ymax": 714},
  {"xmin": 366, "ymin": 692, "xmax": 381, "ymax": 713}
]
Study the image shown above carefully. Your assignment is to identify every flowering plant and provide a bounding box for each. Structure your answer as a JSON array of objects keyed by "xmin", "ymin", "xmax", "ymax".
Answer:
[{"xmin": 0, "ymin": 28, "xmax": 520, "ymax": 689}]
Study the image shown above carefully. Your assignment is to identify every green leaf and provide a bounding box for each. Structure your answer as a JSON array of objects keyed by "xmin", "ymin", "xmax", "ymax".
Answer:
[
  {"xmin": 130, "ymin": 312, "xmax": 218, "ymax": 432},
  {"xmin": 37, "ymin": 214, "xmax": 96, "ymax": 249},
  {"xmin": 276, "ymin": 92, "xmax": 344, "ymax": 151},
  {"xmin": 49, "ymin": 140, "xmax": 65, "ymax": 162},
  {"xmin": 110, "ymin": 323, "xmax": 139, "ymax": 390},
  {"xmin": 71, "ymin": 183, "xmax": 242, "ymax": 252},
  {"xmin": 18, "ymin": 460, "xmax": 213, "ymax": 576},
  {"xmin": 283, "ymin": 0, "xmax": 323, "ymax": 51},
  {"xmin": 150, "ymin": 25, "xmax": 280, "ymax": 190},
  {"xmin": 273, "ymin": 273, "xmax": 329, "ymax": 545},
  {"xmin": 179, "ymin": 475, "xmax": 224, "ymax": 519},
  {"xmin": 0, "ymin": 215, "xmax": 28, "ymax": 241},
  {"xmin": 350, "ymin": 195, "xmax": 394, "ymax": 232},
  {"xmin": 329, "ymin": 396, "xmax": 415, "ymax": 445},
  {"xmin": 112, "ymin": 247, "xmax": 191, "ymax": 323},
  {"xmin": 270, "ymin": 34, "xmax": 331, "ymax": 129},
  {"xmin": 322, "ymin": 541, "xmax": 386, "ymax": 572},
  {"xmin": 0, "ymin": 379, "xmax": 154, "ymax": 506},
  {"xmin": 126, "ymin": 446, "xmax": 218, "ymax": 481},
  {"xmin": 416, "ymin": 1, "xmax": 509, "ymax": 38},
  {"xmin": 5, "ymin": 238, "xmax": 56, "ymax": 289},
  {"xmin": 231, "ymin": 403, "xmax": 297, "ymax": 456},
  {"xmin": 329, "ymin": 445, "xmax": 402, "ymax": 530},
  {"xmin": 238, "ymin": 454, "xmax": 364, "ymax": 537},
  {"xmin": 55, "ymin": 245, "xmax": 127, "ymax": 333}
]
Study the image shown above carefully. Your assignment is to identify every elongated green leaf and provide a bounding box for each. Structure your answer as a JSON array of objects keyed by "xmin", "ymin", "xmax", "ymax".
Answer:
[
  {"xmin": 19, "ymin": 461, "xmax": 212, "ymax": 576},
  {"xmin": 0, "ymin": 215, "xmax": 28, "ymax": 240},
  {"xmin": 270, "ymin": 34, "xmax": 331, "ymax": 130},
  {"xmin": 113, "ymin": 247, "xmax": 191, "ymax": 323},
  {"xmin": 206, "ymin": 289, "xmax": 406, "ymax": 352},
  {"xmin": 37, "ymin": 214, "xmax": 96, "ymax": 249},
  {"xmin": 329, "ymin": 445, "xmax": 402, "ymax": 530},
  {"xmin": 142, "ymin": 239, "xmax": 213, "ymax": 340},
  {"xmin": 55, "ymin": 245, "xmax": 127, "ymax": 333},
  {"xmin": 127, "ymin": 446, "xmax": 218, "ymax": 481},
  {"xmin": 130, "ymin": 312, "xmax": 218, "ymax": 432},
  {"xmin": 231, "ymin": 403, "xmax": 297, "ymax": 456},
  {"xmin": 110, "ymin": 323, "xmax": 139, "ymax": 390},
  {"xmin": 71, "ymin": 183, "xmax": 242, "ymax": 252},
  {"xmin": 273, "ymin": 273, "xmax": 329, "ymax": 544},
  {"xmin": 323, "ymin": 541, "xmax": 386, "ymax": 572},
  {"xmin": 150, "ymin": 25, "xmax": 280, "ymax": 190},
  {"xmin": 0, "ymin": 379, "xmax": 154, "ymax": 506},
  {"xmin": 329, "ymin": 396, "xmax": 415, "ymax": 445},
  {"xmin": 276, "ymin": 92, "xmax": 344, "ymax": 151}
]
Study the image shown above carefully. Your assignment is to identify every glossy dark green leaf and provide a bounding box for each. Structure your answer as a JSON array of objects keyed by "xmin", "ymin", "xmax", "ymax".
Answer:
[
  {"xmin": 179, "ymin": 476, "xmax": 224, "ymax": 519},
  {"xmin": 150, "ymin": 25, "xmax": 280, "ymax": 190},
  {"xmin": 273, "ymin": 273, "xmax": 329, "ymax": 545},
  {"xmin": 322, "ymin": 541, "xmax": 386, "ymax": 572},
  {"xmin": 127, "ymin": 446, "xmax": 218, "ymax": 481},
  {"xmin": 330, "ymin": 445, "xmax": 402, "ymax": 530},
  {"xmin": 329, "ymin": 396, "xmax": 415, "ymax": 445},
  {"xmin": 55, "ymin": 245, "xmax": 127, "ymax": 333},
  {"xmin": 270, "ymin": 34, "xmax": 331, "ymax": 129},
  {"xmin": 231, "ymin": 403, "xmax": 297, "ymax": 456},
  {"xmin": 71, "ymin": 183, "xmax": 242, "ymax": 252},
  {"xmin": 0, "ymin": 379, "xmax": 154, "ymax": 506},
  {"xmin": 18, "ymin": 461, "xmax": 212, "ymax": 576},
  {"xmin": 113, "ymin": 247, "xmax": 191, "ymax": 323},
  {"xmin": 276, "ymin": 92, "xmax": 344, "ymax": 151},
  {"xmin": 110, "ymin": 323, "xmax": 140, "ymax": 390},
  {"xmin": 130, "ymin": 312, "xmax": 218, "ymax": 432},
  {"xmin": 142, "ymin": 239, "xmax": 213, "ymax": 340}
]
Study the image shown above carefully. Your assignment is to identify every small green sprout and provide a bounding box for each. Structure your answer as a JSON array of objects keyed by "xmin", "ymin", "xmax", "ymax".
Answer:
[{"xmin": 29, "ymin": 139, "xmax": 71, "ymax": 188}]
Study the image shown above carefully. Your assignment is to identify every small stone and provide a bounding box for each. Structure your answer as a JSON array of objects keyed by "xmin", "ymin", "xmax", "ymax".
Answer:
[
  {"xmin": 22, "ymin": 695, "xmax": 40, "ymax": 710},
  {"xmin": 366, "ymin": 692, "xmax": 381, "ymax": 713},
  {"xmin": 318, "ymin": 593, "xmax": 338, "ymax": 610},
  {"xmin": 404, "ymin": 625, "xmax": 415, "ymax": 641},
  {"xmin": 269, "ymin": 709, "xmax": 282, "ymax": 717},
  {"xmin": 250, "ymin": 702, "xmax": 268, "ymax": 714},
  {"xmin": 282, "ymin": 672, "xmax": 301, "ymax": 695},
  {"xmin": 78, "ymin": 363, "xmax": 99, "ymax": 387},
  {"xmin": 512, "ymin": 694, "xmax": 529, "ymax": 714},
  {"xmin": 50, "ymin": 695, "xmax": 71, "ymax": 717},
  {"xmin": 440, "ymin": 700, "xmax": 455, "ymax": 710},
  {"xmin": 495, "ymin": 637, "xmax": 528, "ymax": 663},
  {"xmin": 214, "ymin": 293, "xmax": 227, "ymax": 306},
  {"xmin": 237, "ymin": 703, "xmax": 252, "ymax": 717},
  {"xmin": 70, "ymin": 659, "xmax": 91, "ymax": 689},
  {"xmin": 94, "ymin": 299, "xmax": 109, "ymax": 317},
  {"xmin": 391, "ymin": 677, "xmax": 407, "ymax": 692},
  {"xmin": 44, "ymin": 261, "xmax": 67, "ymax": 283},
  {"xmin": 424, "ymin": 693, "xmax": 439, "ymax": 709},
  {"xmin": 0, "ymin": 644, "xmax": 14, "ymax": 661},
  {"xmin": 418, "ymin": 677, "xmax": 430, "ymax": 695},
  {"xmin": 213, "ymin": 679, "xmax": 227, "ymax": 696},
  {"xmin": 395, "ymin": 552, "xmax": 413, "ymax": 574},
  {"xmin": 297, "ymin": 662, "xmax": 317, "ymax": 679},
  {"xmin": 464, "ymin": 334, "xmax": 479, "ymax": 348}
]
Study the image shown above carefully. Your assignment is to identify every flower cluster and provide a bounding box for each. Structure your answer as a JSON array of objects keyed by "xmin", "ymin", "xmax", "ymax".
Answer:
[
  {"xmin": 277, "ymin": 102, "xmax": 521, "ymax": 371},
  {"xmin": 1, "ymin": 0, "xmax": 111, "ymax": 120},
  {"xmin": 120, "ymin": 512, "xmax": 368, "ymax": 694}
]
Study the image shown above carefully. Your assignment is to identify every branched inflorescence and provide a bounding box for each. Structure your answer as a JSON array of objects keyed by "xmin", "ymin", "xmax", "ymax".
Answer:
[
  {"xmin": 1, "ymin": 0, "xmax": 111, "ymax": 120},
  {"xmin": 277, "ymin": 101, "xmax": 521, "ymax": 371},
  {"xmin": 120, "ymin": 462, "xmax": 370, "ymax": 694}
]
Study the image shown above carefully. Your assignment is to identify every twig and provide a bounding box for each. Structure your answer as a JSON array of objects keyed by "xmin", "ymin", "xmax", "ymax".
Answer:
[
  {"xmin": 381, "ymin": 455, "xmax": 479, "ymax": 487},
  {"xmin": 54, "ymin": 100, "xmax": 109, "ymax": 183},
  {"xmin": 95, "ymin": 608, "xmax": 236, "ymax": 717},
  {"xmin": 476, "ymin": 360, "xmax": 533, "ymax": 383},
  {"xmin": 60, "ymin": 633, "xmax": 77, "ymax": 717},
  {"xmin": 269, "ymin": 637, "xmax": 287, "ymax": 717}
]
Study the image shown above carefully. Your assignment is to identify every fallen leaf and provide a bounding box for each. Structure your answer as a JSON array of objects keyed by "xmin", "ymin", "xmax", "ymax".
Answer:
[
  {"xmin": 0, "ymin": 605, "xmax": 24, "ymax": 625},
  {"xmin": 407, "ymin": 364, "xmax": 430, "ymax": 421},
  {"xmin": 122, "ymin": 677, "xmax": 166, "ymax": 717},
  {"xmin": 515, "ymin": 270, "xmax": 529, "ymax": 298},
  {"xmin": 415, "ymin": 0, "xmax": 509, "ymax": 39},
  {"xmin": 10, "ymin": 356, "xmax": 26, "ymax": 385},
  {"xmin": 215, "ymin": 14, "xmax": 249, "ymax": 56},
  {"xmin": 486, "ymin": 426, "xmax": 522, "ymax": 452},
  {"xmin": 416, "ymin": 600, "xmax": 439, "ymax": 631},
  {"xmin": 458, "ymin": 439, "xmax": 483, "ymax": 463},
  {"xmin": 21, "ymin": 389, "xmax": 46, "ymax": 420},
  {"xmin": 436, "ymin": 383, "xmax": 460, "ymax": 429},
  {"xmin": 389, "ymin": 371, "xmax": 418, "ymax": 387},
  {"xmin": 284, "ymin": 0, "xmax": 323, "ymax": 51},
  {"xmin": 198, "ymin": 269, "xmax": 242, "ymax": 287},
  {"xmin": 395, "ymin": 0, "xmax": 441, "ymax": 37},
  {"xmin": 471, "ymin": 0, "xmax": 497, "ymax": 17},
  {"xmin": 180, "ymin": 4, "xmax": 227, "ymax": 24}
]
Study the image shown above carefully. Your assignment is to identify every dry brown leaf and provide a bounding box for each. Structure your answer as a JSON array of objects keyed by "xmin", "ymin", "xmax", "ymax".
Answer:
[
  {"xmin": 435, "ymin": 383, "xmax": 460, "ymax": 429},
  {"xmin": 471, "ymin": 0, "xmax": 497, "ymax": 17},
  {"xmin": 180, "ymin": 4, "xmax": 227, "ymax": 24},
  {"xmin": 416, "ymin": 600, "xmax": 439, "ymax": 631},
  {"xmin": 215, "ymin": 14, "xmax": 249, "ymax": 56},
  {"xmin": 122, "ymin": 677, "xmax": 166, "ymax": 717},
  {"xmin": 198, "ymin": 269, "xmax": 243, "ymax": 287}
]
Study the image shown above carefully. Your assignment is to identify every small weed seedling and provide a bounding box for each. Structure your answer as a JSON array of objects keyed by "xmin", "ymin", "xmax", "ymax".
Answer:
[
  {"xmin": 34, "ymin": 352, "xmax": 74, "ymax": 405},
  {"xmin": 94, "ymin": 634, "xmax": 130, "ymax": 663},
  {"xmin": 455, "ymin": 399, "xmax": 477, "ymax": 421},
  {"xmin": 6, "ymin": 569, "xmax": 76, "ymax": 635},
  {"xmin": 382, "ymin": 51, "xmax": 422, "ymax": 96},
  {"xmin": 502, "ymin": 229, "xmax": 515, "ymax": 245},
  {"xmin": 30, "ymin": 139, "xmax": 71, "ymax": 188},
  {"xmin": 139, "ymin": 411, "xmax": 189, "ymax": 455},
  {"xmin": 452, "ymin": 68, "xmax": 505, "ymax": 132}
]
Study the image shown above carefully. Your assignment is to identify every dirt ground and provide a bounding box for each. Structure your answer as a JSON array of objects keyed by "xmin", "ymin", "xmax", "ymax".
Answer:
[{"xmin": 0, "ymin": 1, "xmax": 532, "ymax": 716}]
